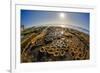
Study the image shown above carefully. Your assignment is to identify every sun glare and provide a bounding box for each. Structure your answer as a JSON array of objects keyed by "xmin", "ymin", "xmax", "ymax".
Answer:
[{"xmin": 59, "ymin": 13, "xmax": 65, "ymax": 19}]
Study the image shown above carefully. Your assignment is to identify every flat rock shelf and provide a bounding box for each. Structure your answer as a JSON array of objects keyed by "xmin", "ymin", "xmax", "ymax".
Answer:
[{"xmin": 21, "ymin": 26, "xmax": 89, "ymax": 63}]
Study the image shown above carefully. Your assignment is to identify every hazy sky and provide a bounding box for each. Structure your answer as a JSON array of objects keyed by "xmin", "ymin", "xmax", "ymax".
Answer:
[{"xmin": 21, "ymin": 10, "xmax": 89, "ymax": 30}]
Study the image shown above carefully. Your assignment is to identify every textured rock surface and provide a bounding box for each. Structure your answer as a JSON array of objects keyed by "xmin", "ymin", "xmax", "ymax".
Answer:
[{"xmin": 21, "ymin": 26, "xmax": 89, "ymax": 63}]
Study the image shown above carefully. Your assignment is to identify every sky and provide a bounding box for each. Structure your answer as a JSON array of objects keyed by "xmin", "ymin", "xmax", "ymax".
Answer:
[{"xmin": 21, "ymin": 10, "xmax": 90, "ymax": 31}]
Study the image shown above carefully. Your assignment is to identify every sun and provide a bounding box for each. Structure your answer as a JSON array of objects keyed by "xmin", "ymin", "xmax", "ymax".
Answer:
[{"xmin": 59, "ymin": 13, "xmax": 65, "ymax": 19}]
